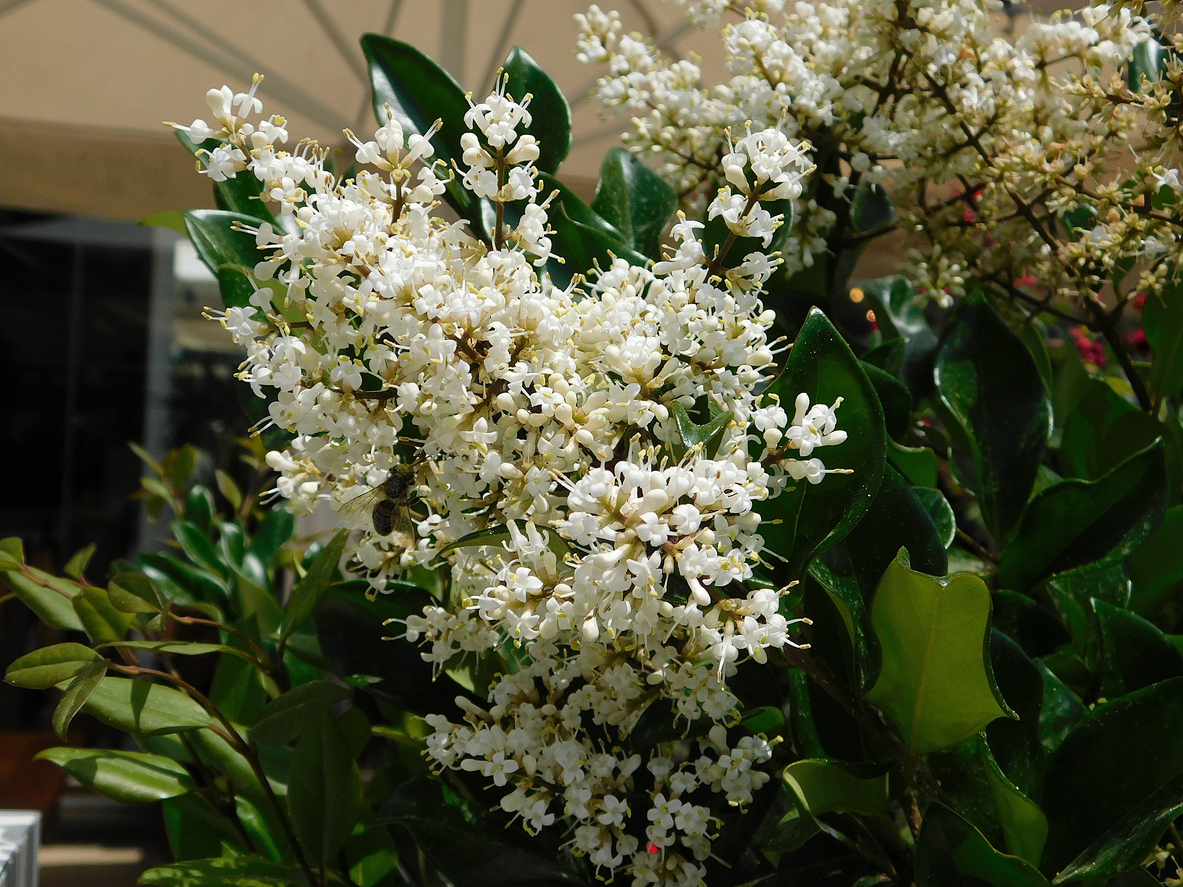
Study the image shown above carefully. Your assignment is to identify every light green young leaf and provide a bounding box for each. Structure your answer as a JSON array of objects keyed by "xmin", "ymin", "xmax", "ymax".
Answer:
[{"xmin": 866, "ymin": 550, "xmax": 1015, "ymax": 755}]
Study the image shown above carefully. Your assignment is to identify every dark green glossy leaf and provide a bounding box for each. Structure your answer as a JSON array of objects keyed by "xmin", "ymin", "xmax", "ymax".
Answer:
[
  {"xmin": 758, "ymin": 307, "xmax": 887, "ymax": 580},
  {"xmin": 862, "ymin": 276, "xmax": 939, "ymax": 396},
  {"xmin": 250, "ymin": 679, "xmax": 353, "ymax": 746},
  {"xmin": 501, "ymin": 47, "xmax": 570, "ymax": 174},
  {"xmin": 806, "ymin": 557, "xmax": 875, "ymax": 693},
  {"xmin": 81, "ymin": 677, "xmax": 213, "ymax": 735},
  {"xmin": 628, "ymin": 696, "xmax": 712, "ymax": 749},
  {"xmin": 139, "ymin": 856, "xmax": 304, "ymax": 887},
  {"xmin": 185, "ymin": 486, "xmax": 215, "ymax": 534},
  {"xmin": 1059, "ymin": 380, "xmax": 1165, "ymax": 481},
  {"xmin": 998, "ymin": 441, "xmax": 1166, "ymax": 591},
  {"xmin": 171, "ymin": 520, "xmax": 230, "ymax": 580},
  {"xmin": 36, "ymin": 747, "xmax": 195, "ymax": 803},
  {"xmin": 539, "ymin": 172, "xmax": 648, "ymax": 287},
  {"xmin": 591, "ymin": 147, "xmax": 677, "ymax": 260},
  {"xmin": 53, "ymin": 660, "xmax": 106, "ymax": 739},
  {"xmin": 862, "ymin": 337, "xmax": 906, "ymax": 375},
  {"xmin": 344, "ymin": 823, "xmax": 399, "ymax": 887},
  {"xmin": 1145, "ymin": 282, "xmax": 1183, "ymax": 398},
  {"xmin": 933, "ymin": 734, "xmax": 1048, "ymax": 866},
  {"xmin": 671, "ymin": 401, "xmax": 732, "ymax": 459},
  {"xmin": 812, "ymin": 468, "xmax": 947, "ymax": 689},
  {"xmin": 888, "ymin": 439, "xmax": 939, "ymax": 488},
  {"xmin": 176, "ymin": 131, "xmax": 284, "ymax": 229},
  {"xmin": 4, "ymin": 569, "xmax": 83, "ymax": 630},
  {"xmin": 1128, "ymin": 504, "xmax": 1183, "ymax": 615},
  {"xmin": 161, "ymin": 794, "xmax": 246, "ymax": 861},
  {"xmin": 1054, "ymin": 770, "xmax": 1183, "ymax": 883},
  {"xmin": 438, "ymin": 524, "xmax": 513, "ymax": 557},
  {"xmin": 209, "ymin": 626, "xmax": 272, "ymax": 726},
  {"xmin": 1041, "ymin": 677, "xmax": 1183, "ymax": 873},
  {"xmin": 5, "ymin": 643, "xmax": 102, "ymax": 689},
  {"xmin": 288, "ymin": 713, "xmax": 363, "ymax": 863},
  {"xmin": 1034, "ymin": 661, "xmax": 1085, "ymax": 757},
  {"xmin": 1021, "ymin": 321, "xmax": 1054, "ymax": 394},
  {"xmin": 991, "ymin": 591, "xmax": 1071, "ymax": 659},
  {"xmin": 1093, "ymin": 599, "xmax": 1183, "ymax": 697},
  {"xmin": 1129, "ymin": 37, "xmax": 1168, "ymax": 91},
  {"xmin": 249, "ymin": 507, "xmax": 295, "ymax": 565},
  {"xmin": 73, "ymin": 586, "xmax": 134, "ymax": 644},
  {"xmin": 361, "ymin": 34, "xmax": 488, "ymax": 239},
  {"xmin": 935, "ymin": 298, "xmax": 1052, "ymax": 538},
  {"xmin": 314, "ymin": 595, "xmax": 470, "ymax": 718},
  {"xmin": 916, "ymin": 802, "xmax": 1051, "ymax": 887},
  {"xmin": 986, "ymin": 631, "xmax": 1046, "ymax": 798},
  {"xmin": 376, "ymin": 776, "xmax": 587, "ymax": 887},
  {"xmin": 866, "ymin": 551, "xmax": 1015, "ymax": 755},
  {"xmin": 280, "ymin": 529, "xmax": 347, "ymax": 641},
  {"xmin": 850, "ymin": 180, "xmax": 896, "ymax": 233},
  {"xmin": 915, "ymin": 487, "xmax": 956, "ymax": 549},
  {"xmin": 863, "ymin": 361, "xmax": 911, "ymax": 441},
  {"xmin": 139, "ymin": 552, "xmax": 228, "ymax": 610},
  {"xmin": 183, "ymin": 210, "xmax": 264, "ymax": 310}
]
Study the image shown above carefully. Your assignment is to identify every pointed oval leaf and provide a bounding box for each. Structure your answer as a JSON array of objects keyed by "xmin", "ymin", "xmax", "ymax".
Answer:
[
  {"xmin": 998, "ymin": 440, "xmax": 1166, "ymax": 591},
  {"xmin": 73, "ymin": 586, "xmax": 135, "ymax": 644},
  {"xmin": 81, "ymin": 677, "xmax": 213, "ymax": 735},
  {"xmin": 249, "ymin": 679, "xmax": 353, "ymax": 746},
  {"xmin": 138, "ymin": 855, "xmax": 304, "ymax": 887},
  {"xmin": 935, "ymin": 298, "xmax": 1052, "ymax": 539},
  {"xmin": 1053, "ymin": 770, "xmax": 1183, "ymax": 884},
  {"xmin": 280, "ymin": 529, "xmax": 347, "ymax": 641},
  {"xmin": 183, "ymin": 210, "xmax": 266, "ymax": 310},
  {"xmin": 375, "ymin": 776, "xmax": 587, "ymax": 887},
  {"xmin": 108, "ymin": 572, "xmax": 162, "ymax": 614},
  {"xmin": 591, "ymin": 147, "xmax": 677, "ymax": 260},
  {"xmin": 916, "ymin": 802, "xmax": 1051, "ymax": 887},
  {"xmin": 4, "ymin": 569, "xmax": 84, "ymax": 631},
  {"xmin": 6, "ymin": 643, "xmax": 102, "ymax": 690},
  {"xmin": 866, "ymin": 551, "xmax": 1015, "ymax": 755},
  {"xmin": 287, "ymin": 713, "xmax": 363, "ymax": 863},
  {"xmin": 757, "ymin": 307, "xmax": 887, "ymax": 580},
  {"xmin": 502, "ymin": 47, "xmax": 570, "ymax": 174},
  {"xmin": 53, "ymin": 660, "xmax": 107, "ymax": 739},
  {"xmin": 1042, "ymin": 677, "xmax": 1183, "ymax": 875},
  {"xmin": 0, "ymin": 536, "xmax": 26, "ymax": 568},
  {"xmin": 63, "ymin": 542, "xmax": 96, "ymax": 579},
  {"xmin": 1093, "ymin": 599, "xmax": 1183, "ymax": 697},
  {"xmin": 36, "ymin": 747, "xmax": 195, "ymax": 804}
]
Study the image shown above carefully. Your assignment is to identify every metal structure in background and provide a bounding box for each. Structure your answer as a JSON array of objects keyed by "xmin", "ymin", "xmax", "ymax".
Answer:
[
  {"xmin": 0, "ymin": 812, "xmax": 39, "ymax": 887},
  {"xmin": 0, "ymin": 0, "xmax": 701, "ymax": 221}
]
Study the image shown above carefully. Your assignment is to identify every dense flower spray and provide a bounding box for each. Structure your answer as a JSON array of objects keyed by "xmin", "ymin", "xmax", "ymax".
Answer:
[
  {"xmin": 176, "ymin": 66, "xmax": 845, "ymax": 883},
  {"xmin": 577, "ymin": 0, "xmax": 1168, "ymax": 314}
]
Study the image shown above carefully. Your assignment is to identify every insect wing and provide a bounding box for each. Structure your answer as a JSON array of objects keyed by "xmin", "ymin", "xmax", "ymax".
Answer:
[{"xmin": 339, "ymin": 485, "xmax": 385, "ymax": 529}]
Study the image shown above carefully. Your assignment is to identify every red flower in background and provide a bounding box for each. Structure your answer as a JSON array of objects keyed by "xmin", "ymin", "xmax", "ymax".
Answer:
[{"xmin": 1071, "ymin": 326, "xmax": 1107, "ymax": 366}]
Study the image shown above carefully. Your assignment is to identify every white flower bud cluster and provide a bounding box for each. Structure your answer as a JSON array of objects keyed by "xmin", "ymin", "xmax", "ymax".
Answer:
[
  {"xmin": 578, "ymin": 1, "xmax": 1177, "ymax": 307},
  {"xmin": 176, "ymin": 79, "xmax": 842, "ymax": 887}
]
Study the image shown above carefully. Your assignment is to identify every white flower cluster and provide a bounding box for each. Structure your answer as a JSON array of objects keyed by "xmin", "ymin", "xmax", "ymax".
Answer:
[
  {"xmin": 176, "ymin": 73, "xmax": 845, "ymax": 887},
  {"xmin": 578, "ymin": 1, "xmax": 1171, "ymax": 308}
]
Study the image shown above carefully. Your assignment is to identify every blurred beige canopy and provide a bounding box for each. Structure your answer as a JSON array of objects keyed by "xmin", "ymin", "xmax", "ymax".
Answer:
[{"xmin": 0, "ymin": 0, "xmax": 726, "ymax": 220}]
